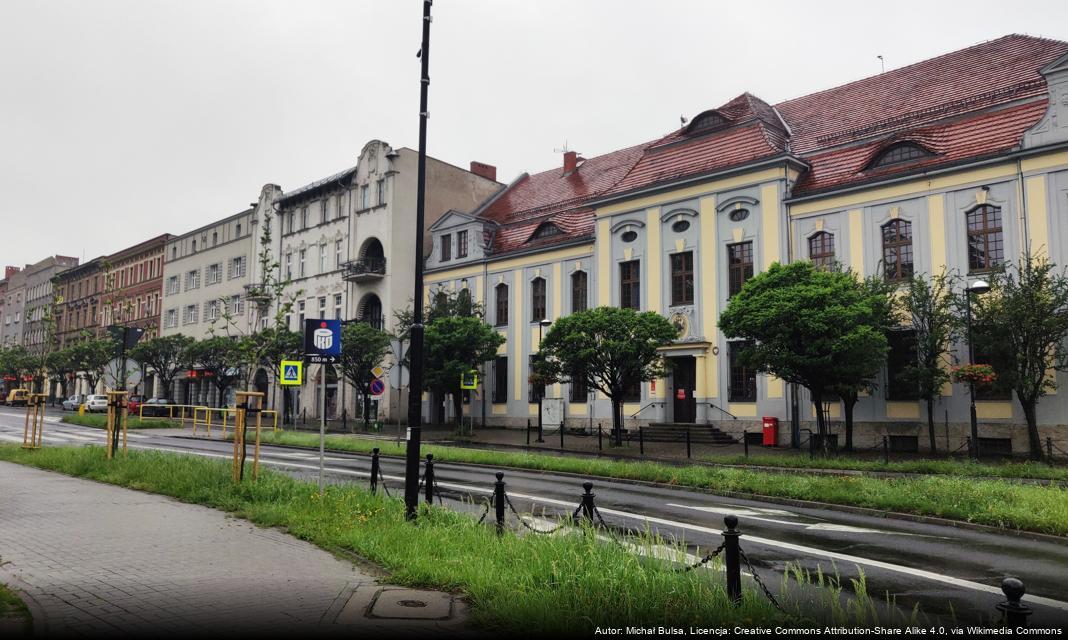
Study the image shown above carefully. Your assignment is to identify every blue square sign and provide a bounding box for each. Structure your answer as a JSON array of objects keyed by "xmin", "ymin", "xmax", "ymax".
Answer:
[{"xmin": 304, "ymin": 319, "xmax": 341, "ymax": 363}]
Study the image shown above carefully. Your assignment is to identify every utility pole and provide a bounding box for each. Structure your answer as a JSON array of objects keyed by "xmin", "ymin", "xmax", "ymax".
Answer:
[{"xmin": 405, "ymin": 0, "xmax": 433, "ymax": 521}]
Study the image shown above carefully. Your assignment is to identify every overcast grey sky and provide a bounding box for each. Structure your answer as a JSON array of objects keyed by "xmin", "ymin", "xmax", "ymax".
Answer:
[{"xmin": 2, "ymin": 0, "xmax": 1066, "ymax": 268}]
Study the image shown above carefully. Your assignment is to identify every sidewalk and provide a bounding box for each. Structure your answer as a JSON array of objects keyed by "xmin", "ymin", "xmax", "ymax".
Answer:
[{"xmin": 0, "ymin": 461, "xmax": 466, "ymax": 637}]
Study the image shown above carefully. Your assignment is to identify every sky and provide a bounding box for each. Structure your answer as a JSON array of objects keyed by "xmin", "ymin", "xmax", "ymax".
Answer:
[{"xmin": 2, "ymin": 0, "xmax": 1067, "ymax": 268}]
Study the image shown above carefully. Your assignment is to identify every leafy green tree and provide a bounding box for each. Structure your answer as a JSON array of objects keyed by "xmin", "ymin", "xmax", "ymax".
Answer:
[
  {"xmin": 895, "ymin": 270, "xmax": 960, "ymax": 453},
  {"xmin": 129, "ymin": 335, "xmax": 195, "ymax": 400},
  {"xmin": 969, "ymin": 253, "xmax": 1068, "ymax": 460},
  {"xmin": 68, "ymin": 332, "xmax": 118, "ymax": 394},
  {"xmin": 188, "ymin": 336, "xmax": 244, "ymax": 407},
  {"xmin": 538, "ymin": 307, "xmax": 678, "ymax": 445},
  {"xmin": 0, "ymin": 345, "xmax": 34, "ymax": 393},
  {"xmin": 424, "ymin": 316, "xmax": 505, "ymax": 427},
  {"xmin": 718, "ymin": 262, "xmax": 891, "ymax": 449},
  {"xmin": 45, "ymin": 347, "xmax": 76, "ymax": 400},
  {"xmin": 338, "ymin": 322, "xmax": 392, "ymax": 430}
]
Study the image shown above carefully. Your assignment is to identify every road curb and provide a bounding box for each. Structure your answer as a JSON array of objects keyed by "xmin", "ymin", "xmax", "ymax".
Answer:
[
  {"xmin": 170, "ymin": 434, "xmax": 1068, "ymax": 545},
  {"xmin": 0, "ymin": 564, "xmax": 47, "ymax": 635}
]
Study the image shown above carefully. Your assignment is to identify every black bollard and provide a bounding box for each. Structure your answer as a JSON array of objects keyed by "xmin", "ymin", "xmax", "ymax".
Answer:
[
  {"xmin": 560, "ymin": 423, "xmax": 564, "ymax": 450},
  {"xmin": 598, "ymin": 425, "xmax": 603, "ymax": 451},
  {"xmin": 723, "ymin": 515, "xmax": 742, "ymax": 605},
  {"xmin": 744, "ymin": 431, "xmax": 749, "ymax": 458},
  {"xmin": 883, "ymin": 435, "xmax": 889, "ymax": 465},
  {"xmin": 302, "ymin": 407, "xmax": 306, "ymax": 426},
  {"xmin": 997, "ymin": 577, "xmax": 1032, "ymax": 628},
  {"xmin": 1047, "ymin": 437, "xmax": 1054, "ymax": 467},
  {"xmin": 526, "ymin": 421, "xmax": 531, "ymax": 445},
  {"xmin": 580, "ymin": 481, "xmax": 596, "ymax": 525},
  {"xmin": 493, "ymin": 472, "xmax": 506, "ymax": 536},
  {"xmin": 639, "ymin": 428, "xmax": 644, "ymax": 456},
  {"xmin": 686, "ymin": 428, "xmax": 691, "ymax": 459},
  {"xmin": 370, "ymin": 447, "xmax": 381, "ymax": 494},
  {"xmin": 343, "ymin": 407, "xmax": 348, "ymax": 432},
  {"xmin": 537, "ymin": 417, "xmax": 544, "ymax": 443},
  {"xmin": 424, "ymin": 454, "xmax": 435, "ymax": 505}
]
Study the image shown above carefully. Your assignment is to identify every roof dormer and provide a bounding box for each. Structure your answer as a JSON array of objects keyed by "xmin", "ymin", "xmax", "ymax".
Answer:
[{"xmin": 865, "ymin": 141, "xmax": 934, "ymax": 170}]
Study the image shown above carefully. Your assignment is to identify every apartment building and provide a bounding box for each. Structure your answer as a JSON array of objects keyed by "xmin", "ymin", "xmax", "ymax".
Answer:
[
  {"xmin": 0, "ymin": 266, "xmax": 26, "ymax": 347},
  {"xmin": 22, "ymin": 256, "xmax": 80, "ymax": 355}
]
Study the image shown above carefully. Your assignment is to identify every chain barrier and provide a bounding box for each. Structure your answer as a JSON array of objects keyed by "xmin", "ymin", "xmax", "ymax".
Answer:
[
  {"xmin": 739, "ymin": 547, "xmax": 786, "ymax": 613},
  {"xmin": 502, "ymin": 492, "xmax": 582, "ymax": 535},
  {"xmin": 591, "ymin": 505, "xmax": 629, "ymax": 548},
  {"xmin": 476, "ymin": 498, "xmax": 491, "ymax": 525},
  {"xmin": 675, "ymin": 541, "xmax": 727, "ymax": 573},
  {"xmin": 949, "ymin": 440, "xmax": 971, "ymax": 454},
  {"xmin": 377, "ymin": 467, "xmax": 392, "ymax": 498}
]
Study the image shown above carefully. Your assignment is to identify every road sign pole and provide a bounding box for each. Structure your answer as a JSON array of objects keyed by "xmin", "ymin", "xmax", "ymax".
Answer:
[{"xmin": 319, "ymin": 364, "xmax": 326, "ymax": 495}]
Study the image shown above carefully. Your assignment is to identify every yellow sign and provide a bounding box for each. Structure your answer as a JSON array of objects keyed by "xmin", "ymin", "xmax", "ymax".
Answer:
[
  {"xmin": 280, "ymin": 360, "xmax": 303, "ymax": 386},
  {"xmin": 371, "ymin": 365, "xmax": 384, "ymax": 378},
  {"xmin": 460, "ymin": 370, "xmax": 479, "ymax": 390}
]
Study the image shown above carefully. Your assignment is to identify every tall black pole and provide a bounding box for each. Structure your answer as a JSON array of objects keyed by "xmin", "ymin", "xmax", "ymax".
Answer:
[
  {"xmin": 405, "ymin": 0, "xmax": 433, "ymax": 521},
  {"xmin": 966, "ymin": 291, "xmax": 978, "ymax": 461}
]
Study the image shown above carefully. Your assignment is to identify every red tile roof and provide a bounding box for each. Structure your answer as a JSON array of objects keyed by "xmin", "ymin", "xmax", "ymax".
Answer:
[{"xmin": 472, "ymin": 34, "xmax": 1068, "ymax": 257}]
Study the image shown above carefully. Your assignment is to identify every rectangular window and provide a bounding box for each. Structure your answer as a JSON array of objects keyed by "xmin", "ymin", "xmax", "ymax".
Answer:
[
  {"xmin": 320, "ymin": 199, "xmax": 327, "ymax": 224},
  {"xmin": 670, "ymin": 251, "xmax": 694, "ymax": 306},
  {"xmin": 337, "ymin": 194, "xmax": 344, "ymax": 219},
  {"xmin": 301, "ymin": 207, "xmax": 308, "ymax": 229},
  {"xmin": 166, "ymin": 276, "xmax": 180, "ymax": 295},
  {"xmin": 186, "ymin": 269, "xmax": 200, "ymax": 290},
  {"xmin": 967, "ymin": 205, "xmax": 1005, "ymax": 272},
  {"xmin": 165, "ymin": 309, "xmax": 178, "ymax": 328},
  {"xmin": 334, "ymin": 294, "xmax": 343, "ymax": 320},
  {"xmin": 299, "ymin": 249, "xmax": 306, "ymax": 277},
  {"xmin": 206, "ymin": 299, "xmax": 219, "ymax": 321},
  {"xmin": 727, "ymin": 242, "xmax": 754, "ymax": 298},
  {"xmin": 457, "ymin": 230, "xmax": 468, "ymax": 258},
  {"xmin": 728, "ymin": 341, "xmax": 757, "ymax": 402},
  {"xmin": 886, "ymin": 330, "xmax": 919, "ymax": 401},
  {"xmin": 335, "ymin": 240, "xmax": 343, "ymax": 268},
  {"xmin": 287, "ymin": 211, "xmax": 294, "ymax": 234},
  {"xmin": 318, "ymin": 296, "xmax": 326, "ymax": 319},
  {"xmin": 207, "ymin": 263, "xmax": 221, "ymax": 285},
  {"xmin": 230, "ymin": 295, "xmax": 243, "ymax": 315},
  {"xmin": 183, "ymin": 304, "xmax": 198, "ymax": 325},
  {"xmin": 620, "ymin": 260, "xmax": 640, "ymax": 309},
  {"xmin": 531, "ymin": 278, "xmax": 546, "ymax": 321},
  {"xmin": 285, "ymin": 253, "xmax": 292, "ymax": 280},
  {"xmin": 376, "ymin": 178, "xmax": 385, "ymax": 205},
  {"xmin": 230, "ymin": 256, "xmax": 246, "ymax": 279},
  {"xmin": 495, "ymin": 284, "xmax": 509, "ymax": 326},
  {"xmin": 298, "ymin": 301, "xmax": 305, "ymax": 329},
  {"xmin": 361, "ymin": 185, "xmax": 369, "ymax": 209},
  {"xmin": 493, "ymin": 356, "xmax": 508, "ymax": 404},
  {"xmin": 441, "ymin": 234, "xmax": 452, "ymax": 261},
  {"xmin": 569, "ymin": 370, "xmax": 588, "ymax": 403},
  {"xmin": 319, "ymin": 243, "xmax": 327, "ymax": 273},
  {"xmin": 571, "ymin": 271, "xmax": 588, "ymax": 313}
]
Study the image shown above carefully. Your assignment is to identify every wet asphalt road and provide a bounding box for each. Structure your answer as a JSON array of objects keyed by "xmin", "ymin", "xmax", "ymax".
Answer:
[{"xmin": 1, "ymin": 407, "xmax": 1065, "ymax": 628}]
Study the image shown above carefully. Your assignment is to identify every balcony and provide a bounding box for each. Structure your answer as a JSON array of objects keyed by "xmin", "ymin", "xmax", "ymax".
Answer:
[{"xmin": 342, "ymin": 257, "xmax": 386, "ymax": 282}]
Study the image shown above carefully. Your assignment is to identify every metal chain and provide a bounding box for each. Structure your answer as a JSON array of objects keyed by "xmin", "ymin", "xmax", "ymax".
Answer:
[
  {"xmin": 950, "ymin": 440, "xmax": 971, "ymax": 454},
  {"xmin": 503, "ymin": 492, "xmax": 572, "ymax": 535},
  {"xmin": 592, "ymin": 506, "xmax": 628, "ymax": 547},
  {"xmin": 739, "ymin": 547, "xmax": 786, "ymax": 613},
  {"xmin": 476, "ymin": 499, "xmax": 491, "ymax": 525},
  {"xmin": 674, "ymin": 541, "xmax": 726, "ymax": 573},
  {"xmin": 377, "ymin": 467, "xmax": 392, "ymax": 498}
]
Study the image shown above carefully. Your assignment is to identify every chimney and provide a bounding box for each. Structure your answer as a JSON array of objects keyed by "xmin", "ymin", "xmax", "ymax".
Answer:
[
  {"xmin": 4, "ymin": 266, "xmax": 19, "ymax": 279},
  {"xmin": 563, "ymin": 151, "xmax": 578, "ymax": 174},
  {"xmin": 469, "ymin": 161, "xmax": 497, "ymax": 182}
]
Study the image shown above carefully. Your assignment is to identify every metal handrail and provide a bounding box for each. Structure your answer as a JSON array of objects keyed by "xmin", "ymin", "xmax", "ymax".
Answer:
[{"xmin": 628, "ymin": 401, "xmax": 663, "ymax": 419}]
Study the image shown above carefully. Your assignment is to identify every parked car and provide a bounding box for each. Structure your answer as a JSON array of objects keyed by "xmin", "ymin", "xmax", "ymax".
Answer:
[
  {"xmin": 85, "ymin": 395, "xmax": 109, "ymax": 413},
  {"xmin": 5, "ymin": 388, "xmax": 29, "ymax": 407},
  {"xmin": 140, "ymin": 398, "xmax": 173, "ymax": 418},
  {"xmin": 62, "ymin": 394, "xmax": 87, "ymax": 411},
  {"xmin": 127, "ymin": 394, "xmax": 144, "ymax": 415}
]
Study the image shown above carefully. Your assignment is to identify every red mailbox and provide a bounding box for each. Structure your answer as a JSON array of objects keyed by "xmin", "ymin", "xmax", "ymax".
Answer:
[{"xmin": 761, "ymin": 416, "xmax": 779, "ymax": 447}]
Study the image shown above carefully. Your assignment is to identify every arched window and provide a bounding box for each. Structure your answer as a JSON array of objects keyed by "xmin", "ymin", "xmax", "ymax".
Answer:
[
  {"xmin": 966, "ymin": 205, "xmax": 1004, "ymax": 272},
  {"xmin": 495, "ymin": 284, "xmax": 509, "ymax": 327},
  {"xmin": 529, "ymin": 223, "xmax": 563, "ymax": 242},
  {"xmin": 868, "ymin": 143, "xmax": 932, "ymax": 170},
  {"xmin": 686, "ymin": 111, "xmax": 728, "ymax": 134},
  {"xmin": 359, "ymin": 294, "xmax": 383, "ymax": 330},
  {"xmin": 531, "ymin": 277, "xmax": 546, "ymax": 322},
  {"xmin": 571, "ymin": 271, "xmax": 588, "ymax": 313},
  {"xmin": 808, "ymin": 232, "xmax": 835, "ymax": 270},
  {"xmin": 881, "ymin": 220, "xmax": 913, "ymax": 282}
]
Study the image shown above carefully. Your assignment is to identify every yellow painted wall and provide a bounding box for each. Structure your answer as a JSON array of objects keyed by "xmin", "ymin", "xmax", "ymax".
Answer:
[
  {"xmin": 425, "ymin": 244, "xmax": 593, "ymax": 283},
  {"xmin": 848, "ymin": 209, "xmax": 863, "ymax": 270},
  {"xmin": 552, "ymin": 262, "xmax": 563, "ymax": 318},
  {"xmin": 492, "ymin": 405, "xmax": 507, "ymax": 415},
  {"xmin": 569, "ymin": 403, "xmax": 588, "ymax": 416},
  {"xmin": 927, "ymin": 194, "xmax": 947, "ymax": 273},
  {"xmin": 976, "ymin": 402, "xmax": 1013, "ymax": 419},
  {"xmin": 886, "ymin": 402, "xmax": 921, "ymax": 419},
  {"xmin": 766, "ymin": 376, "xmax": 784, "ymax": 399},
  {"xmin": 1025, "ymin": 175, "xmax": 1049, "ymax": 256},
  {"xmin": 729, "ymin": 403, "xmax": 758, "ymax": 418},
  {"xmin": 646, "ymin": 207, "xmax": 662, "ymax": 313},
  {"xmin": 1020, "ymin": 149, "xmax": 1068, "ymax": 174},
  {"xmin": 812, "ymin": 403, "xmax": 842, "ymax": 419},
  {"xmin": 597, "ymin": 168, "xmax": 784, "ymax": 217},
  {"xmin": 761, "ymin": 183, "xmax": 780, "ymax": 268},
  {"xmin": 597, "ymin": 218, "xmax": 611, "ymax": 306},
  {"xmin": 699, "ymin": 195, "xmax": 718, "ymax": 398}
]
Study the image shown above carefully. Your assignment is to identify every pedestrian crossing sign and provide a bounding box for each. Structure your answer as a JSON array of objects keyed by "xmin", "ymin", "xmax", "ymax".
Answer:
[{"xmin": 280, "ymin": 360, "xmax": 303, "ymax": 386}]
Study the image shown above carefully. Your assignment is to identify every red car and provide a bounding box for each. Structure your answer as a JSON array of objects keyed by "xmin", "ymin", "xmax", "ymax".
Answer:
[{"xmin": 127, "ymin": 394, "xmax": 144, "ymax": 415}]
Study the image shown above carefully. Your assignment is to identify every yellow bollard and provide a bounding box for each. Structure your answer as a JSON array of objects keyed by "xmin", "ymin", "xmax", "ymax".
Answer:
[
  {"xmin": 232, "ymin": 392, "xmax": 265, "ymax": 483},
  {"xmin": 79, "ymin": 403, "xmax": 85, "ymax": 416}
]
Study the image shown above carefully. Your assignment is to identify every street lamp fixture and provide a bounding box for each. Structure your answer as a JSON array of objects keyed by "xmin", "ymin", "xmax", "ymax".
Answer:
[
  {"xmin": 964, "ymin": 278, "xmax": 990, "ymax": 460},
  {"xmin": 535, "ymin": 318, "xmax": 552, "ymax": 443}
]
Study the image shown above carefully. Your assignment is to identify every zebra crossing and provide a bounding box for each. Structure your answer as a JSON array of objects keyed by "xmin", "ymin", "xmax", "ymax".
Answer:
[{"xmin": 0, "ymin": 414, "xmax": 151, "ymax": 447}]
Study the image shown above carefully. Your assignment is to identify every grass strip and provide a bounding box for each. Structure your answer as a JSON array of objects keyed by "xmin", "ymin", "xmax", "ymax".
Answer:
[
  {"xmin": 0, "ymin": 583, "xmax": 31, "ymax": 635},
  {"xmin": 700, "ymin": 452, "xmax": 1068, "ymax": 481},
  {"xmin": 61, "ymin": 414, "xmax": 183, "ymax": 430},
  {"xmin": 254, "ymin": 431, "xmax": 1068, "ymax": 536},
  {"xmin": 0, "ymin": 444, "xmax": 789, "ymax": 632}
]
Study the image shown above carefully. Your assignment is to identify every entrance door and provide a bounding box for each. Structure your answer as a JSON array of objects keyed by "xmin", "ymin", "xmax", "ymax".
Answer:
[{"xmin": 672, "ymin": 357, "xmax": 697, "ymax": 423}]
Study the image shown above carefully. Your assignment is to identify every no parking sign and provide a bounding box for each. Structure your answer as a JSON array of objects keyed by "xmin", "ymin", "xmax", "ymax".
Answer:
[{"xmin": 369, "ymin": 378, "xmax": 386, "ymax": 396}]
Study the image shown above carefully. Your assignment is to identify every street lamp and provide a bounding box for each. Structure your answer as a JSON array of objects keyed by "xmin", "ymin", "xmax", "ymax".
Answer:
[
  {"xmin": 964, "ymin": 278, "xmax": 990, "ymax": 461},
  {"xmin": 535, "ymin": 318, "xmax": 552, "ymax": 443}
]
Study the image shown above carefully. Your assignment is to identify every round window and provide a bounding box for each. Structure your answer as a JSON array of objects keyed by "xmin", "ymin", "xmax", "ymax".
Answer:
[
  {"xmin": 728, "ymin": 209, "xmax": 750, "ymax": 222},
  {"xmin": 621, "ymin": 230, "xmax": 638, "ymax": 242},
  {"xmin": 671, "ymin": 219, "xmax": 691, "ymax": 233}
]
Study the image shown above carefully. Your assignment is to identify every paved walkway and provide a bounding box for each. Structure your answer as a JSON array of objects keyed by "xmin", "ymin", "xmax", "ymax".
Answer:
[{"xmin": 0, "ymin": 461, "xmax": 465, "ymax": 637}]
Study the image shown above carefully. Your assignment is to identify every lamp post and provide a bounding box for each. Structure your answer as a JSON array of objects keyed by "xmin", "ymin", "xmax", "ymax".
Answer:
[
  {"xmin": 964, "ymin": 278, "xmax": 990, "ymax": 461},
  {"xmin": 535, "ymin": 318, "xmax": 552, "ymax": 442}
]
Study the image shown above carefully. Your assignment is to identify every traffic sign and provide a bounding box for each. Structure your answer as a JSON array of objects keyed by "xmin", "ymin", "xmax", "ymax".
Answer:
[
  {"xmin": 369, "ymin": 378, "xmax": 386, "ymax": 396},
  {"xmin": 460, "ymin": 370, "xmax": 479, "ymax": 390},
  {"xmin": 280, "ymin": 360, "xmax": 303, "ymax": 386},
  {"xmin": 304, "ymin": 319, "xmax": 341, "ymax": 363},
  {"xmin": 371, "ymin": 365, "xmax": 384, "ymax": 378}
]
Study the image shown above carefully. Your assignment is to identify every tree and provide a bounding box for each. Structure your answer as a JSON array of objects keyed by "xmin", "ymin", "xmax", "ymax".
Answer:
[
  {"xmin": 187, "ymin": 336, "xmax": 243, "ymax": 407},
  {"xmin": 895, "ymin": 270, "xmax": 960, "ymax": 454},
  {"xmin": 718, "ymin": 261, "xmax": 891, "ymax": 449},
  {"xmin": 129, "ymin": 335, "xmax": 195, "ymax": 400},
  {"xmin": 68, "ymin": 332, "xmax": 118, "ymax": 394},
  {"xmin": 969, "ymin": 253, "xmax": 1068, "ymax": 460},
  {"xmin": 45, "ymin": 347, "xmax": 76, "ymax": 400},
  {"xmin": 338, "ymin": 322, "xmax": 392, "ymax": 430},
  {"xmin": 424, "ymin": 316, "xmax": 505, "ymax": 427},
  {"xmin": 0, "ymin": 346, "xmax": 34, "ymax": 392},
  {"xmin": 538, "ymin": 307, "xmax": 678, "ymax": 446}
]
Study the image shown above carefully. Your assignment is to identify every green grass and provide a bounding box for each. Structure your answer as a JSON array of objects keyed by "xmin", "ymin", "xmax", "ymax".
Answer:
[
  {"xmin": 700, "ymin": 452, "xmax": 1068, "ymax": 482},
  {"xmin": 0, "ymin": 583, "xmax": 31, "ymax": 635},
  {"xmin": 61, "ymin": 414, "xmax": 183, "ymax": 430},
  {"xmin": 253, "ymin": 431, "xmax": 1068, "ymax": 536},
  {"xmin": 0, "ymin": 444, "xmax": 800, "ymax": 632}
]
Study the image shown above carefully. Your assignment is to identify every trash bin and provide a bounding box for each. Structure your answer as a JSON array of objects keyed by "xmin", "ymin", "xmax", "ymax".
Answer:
[{"xmin": 762, "ymin": 416, "xmax": 779, "ymax": 446}]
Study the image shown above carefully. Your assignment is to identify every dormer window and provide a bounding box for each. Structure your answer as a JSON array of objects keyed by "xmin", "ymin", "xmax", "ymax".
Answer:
[
  {"xmin": 529, "ymin": 222, "xmax": 563, "ymax": 242},
  {"xmin": 685, "ymin": 110, "xmax": 728, "ymax": 134},
  {"xmin": 867, "ymin": 143, "xmax": 933, "ymax": 170}
]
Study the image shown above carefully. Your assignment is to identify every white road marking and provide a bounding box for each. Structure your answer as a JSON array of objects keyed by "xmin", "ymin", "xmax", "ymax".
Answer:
[{"xmin": 6, "ymin": 434, "xmax": 1066, "ymax": 613}]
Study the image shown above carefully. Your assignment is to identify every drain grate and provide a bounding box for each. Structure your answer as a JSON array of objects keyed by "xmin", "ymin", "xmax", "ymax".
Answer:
[{"xmin": 396, "ymin": 600, "xmax": 427, "ymax": 608}]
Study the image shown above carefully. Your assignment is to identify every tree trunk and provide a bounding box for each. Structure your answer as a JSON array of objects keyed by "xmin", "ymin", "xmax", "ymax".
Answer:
[
  {"xmin": 362, "ymin": 384, "xmax": 371, "ymax": 430},
  {"xmin": 811, "ymin": 388, "xmax": 827, "ymax": 456},
  {"xmin": 926, "ymin": 397, "xmax": 937, "ymax": 454},
  {"xmin": 843, "ymin": 393, "xmax": 857, "ymax": 451},
  {"xmin": 1021, "ymin": 399, "xmax": 1043, "ymax": 461},
  {"xmin": 611, "ymin": 398, "xmax": 623, "ymax": 446}
]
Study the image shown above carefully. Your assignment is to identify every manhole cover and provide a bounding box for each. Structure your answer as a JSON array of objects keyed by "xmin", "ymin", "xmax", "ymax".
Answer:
[{"xmin": 367, "ymin": 588, "xmax": 453, "ymax": 620}]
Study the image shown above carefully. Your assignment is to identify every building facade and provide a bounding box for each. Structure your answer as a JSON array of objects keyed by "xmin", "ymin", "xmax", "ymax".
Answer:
[
  {"xmin": 270, "ymin": 139, "xmax": 501, "ymax": 421},
  {"xmin": 1, "ymin": 266, "xmax": 27, "ymax": 347},
  {"xmin": 424, "ymin": 34, "xmax": 1068, "ymax": 454},
  {"xmin": 21, "ymin": 256, "xmax": 80, "ymax": 356}
]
